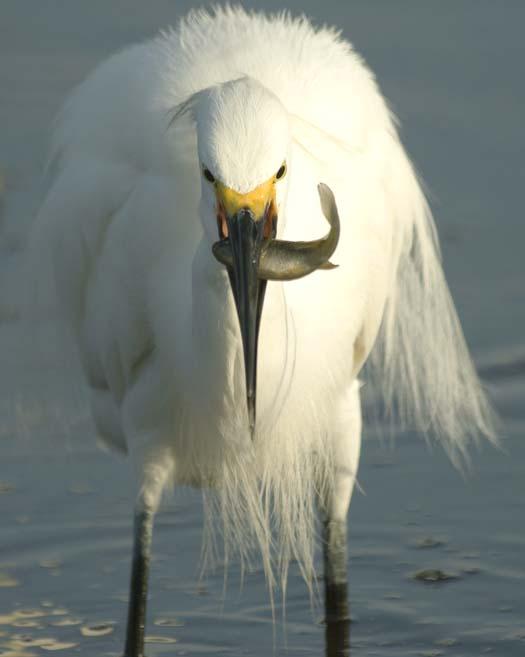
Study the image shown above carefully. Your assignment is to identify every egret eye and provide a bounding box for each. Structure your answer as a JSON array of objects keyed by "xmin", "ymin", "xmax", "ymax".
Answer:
[
  {"xmin": 276, "ymin": 163, "xmax": 287, "ymax": 180},
  {"xmin": 203, "ymin": 167, "xmax": 215, "ymax": 183}
]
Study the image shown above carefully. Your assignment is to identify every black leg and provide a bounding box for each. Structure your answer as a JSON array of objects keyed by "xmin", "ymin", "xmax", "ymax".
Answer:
[
  {"xmin": 124, "ymin": 508, "xmax": 154, "ymax": 657},
  {"xmin": 323, "ymin": 519, "xmax": 351, "ymax": 657}
]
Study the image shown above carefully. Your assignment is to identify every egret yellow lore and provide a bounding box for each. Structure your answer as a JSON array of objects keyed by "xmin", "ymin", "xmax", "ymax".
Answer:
[{"xmin": 30, "ymin": 6, "xmax": 495, "ymax": 656}]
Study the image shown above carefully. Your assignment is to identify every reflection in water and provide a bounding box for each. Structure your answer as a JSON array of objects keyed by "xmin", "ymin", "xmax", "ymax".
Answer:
[
  {"xmin": 322, "ymin": 513, "xmax": 351, "ymax": 656},
  {"xmin": 324, "ymin": 582, "xmax": 350, "ymax": 656},
  {"xmin": 325, "ymin": 617, "xmax": 350, "ymax": 656}
]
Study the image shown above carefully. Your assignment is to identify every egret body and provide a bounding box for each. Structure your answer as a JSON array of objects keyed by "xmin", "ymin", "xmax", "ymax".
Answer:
[{"xmin": 31, "ymin": 7, "xmax": 494, "ymax": 656}]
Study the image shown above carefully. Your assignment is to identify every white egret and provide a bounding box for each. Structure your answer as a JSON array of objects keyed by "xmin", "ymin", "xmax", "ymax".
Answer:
[{"xmin": 30, "ymin": 6, "xmax": 495, "ymax": 656}]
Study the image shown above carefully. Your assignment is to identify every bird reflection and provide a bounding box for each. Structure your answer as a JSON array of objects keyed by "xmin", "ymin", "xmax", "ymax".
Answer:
[
  {"xmin": 325, "ymin": 617, "xmax": 350, "ymax": 657},
  {"xmin": 324, "ymin": 584, "xmax": 350, "ymax": 656}
]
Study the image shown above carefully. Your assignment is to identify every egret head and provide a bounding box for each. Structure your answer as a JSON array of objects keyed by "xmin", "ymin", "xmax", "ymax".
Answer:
[
  {"xmin": 195, "ymin": 78, "xmax": 289, "ymax": 194},
  {"xmin": 182, "ymin": 77, "xmax": 340, "ymax": 436}
]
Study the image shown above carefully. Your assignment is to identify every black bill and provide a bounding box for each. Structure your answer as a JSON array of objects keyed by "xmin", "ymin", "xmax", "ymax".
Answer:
[
  {"xmin": 225, "ymin": 208, "xmax": 268, "ymax": 437},
  {"xmin": 213, "ymin": 183, "xmax": 341, "ymax": 439}
]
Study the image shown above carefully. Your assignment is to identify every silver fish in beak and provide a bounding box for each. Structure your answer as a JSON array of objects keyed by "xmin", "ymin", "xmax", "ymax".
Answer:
[{"xmin": 212, "ymin": 181, "xmax": 340, "ymax": 437}]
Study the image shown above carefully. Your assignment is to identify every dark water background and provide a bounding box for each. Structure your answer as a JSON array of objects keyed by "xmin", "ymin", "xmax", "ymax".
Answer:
[{"xmin": 1, "ymin": 2, "xmax": 524, "ymax": 655}]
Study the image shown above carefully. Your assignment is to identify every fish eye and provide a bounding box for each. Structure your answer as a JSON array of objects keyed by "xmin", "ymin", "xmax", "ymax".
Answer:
[
  {"xmin": 203, "ymin": 167, "xmax": 215, "ymax": 183},
  {"xmin": 276, "ymin": 163, "xmax": 287, "ymax": 180}
]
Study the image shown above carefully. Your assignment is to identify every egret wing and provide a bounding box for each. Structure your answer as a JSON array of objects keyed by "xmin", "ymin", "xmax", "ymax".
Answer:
[{"xmin": 32, "ymin": 158, "xmax": 165, "ymax": 452}]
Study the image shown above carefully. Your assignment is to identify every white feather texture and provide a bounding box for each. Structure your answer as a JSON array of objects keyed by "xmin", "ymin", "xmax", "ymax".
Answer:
[{"xmin": 28, "ymin": 6, "xmax": 495, "ymax": 594}]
